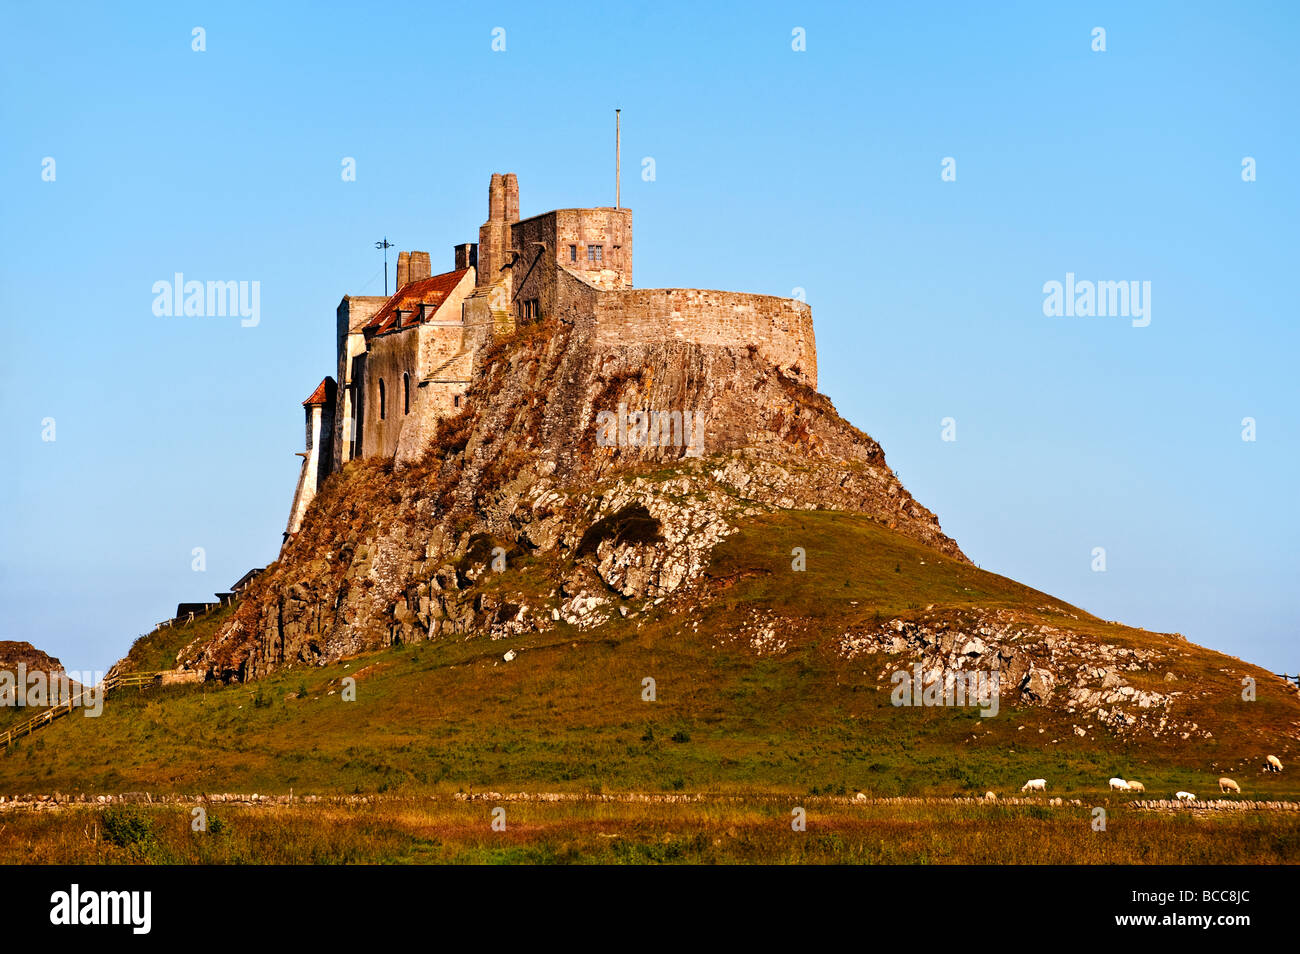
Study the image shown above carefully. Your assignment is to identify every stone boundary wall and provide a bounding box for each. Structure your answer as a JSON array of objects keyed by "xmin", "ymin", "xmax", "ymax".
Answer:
[
  {"xmin": 590, "ymin": 288, "xmax": 817, "ymax": 388},
  {"xmin": 5, "ymin": 792, "xmax": 1297, "ymax": 812}
]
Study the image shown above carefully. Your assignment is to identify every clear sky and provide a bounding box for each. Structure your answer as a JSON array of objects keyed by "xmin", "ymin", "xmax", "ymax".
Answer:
[{"xmin": 1, "ymin": 1, "xmax": 1296, "ymax": 675}]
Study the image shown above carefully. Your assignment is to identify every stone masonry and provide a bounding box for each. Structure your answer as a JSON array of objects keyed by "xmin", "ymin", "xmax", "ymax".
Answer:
[{"xmin": 285, "ymin": 173, "xmax": 817, "ymax": 537}]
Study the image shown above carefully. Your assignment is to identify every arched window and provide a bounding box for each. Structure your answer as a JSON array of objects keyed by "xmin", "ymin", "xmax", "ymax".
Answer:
[
  {"xmin": 403, "ymin": 373, "xmax": 410, "ymax": 415},
  {"xmin": 378, "ymin": 379, "xmax": 386, "ymax": 420}
]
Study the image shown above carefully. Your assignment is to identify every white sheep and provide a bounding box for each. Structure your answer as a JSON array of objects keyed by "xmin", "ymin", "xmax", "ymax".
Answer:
[
  {"xmin": 1265, "ymin": 755, "xmax": 1284, "ymax": 773},
  {"xmin": 1020, "ymin": 778, "xmax": 1046, "ymax": 793},
  {"xmin": 1219, "ymin": 777, "xmax": 1241, "ymax": 794},
  {"xmin": 1108, "ymin": 777, "xmax": 1130, "ymax": 792},
  {"xmin": 1127, "ymin": 780, "xmax": 1145, "ymax": 793},
  {"xmin": 1175, "ymin": 791, "xmax": 1196, "ymax": 801}
]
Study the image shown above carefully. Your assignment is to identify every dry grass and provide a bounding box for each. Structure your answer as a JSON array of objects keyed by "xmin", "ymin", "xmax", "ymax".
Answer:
[{"xmin": 2, "ymin": 799, "xmax": 1296, "ymax": 864}]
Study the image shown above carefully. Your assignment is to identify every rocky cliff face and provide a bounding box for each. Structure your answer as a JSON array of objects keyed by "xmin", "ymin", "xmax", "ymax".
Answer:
[
  {"xmin": 0, "ymin": 642, "xmax": 63, "ymax": 676},
  {"xmin": 186, "ymin": 315, "xmax": 962, "ymax": 682}
]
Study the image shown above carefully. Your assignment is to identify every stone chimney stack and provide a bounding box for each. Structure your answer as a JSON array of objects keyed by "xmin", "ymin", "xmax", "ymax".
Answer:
[
  {"xmin": 454, "ymin": 243, "xmax": 478, "ymax": 271},
  {"xmin": 408, "ymin": 251, "xmax": 431, "ymax": 283},
  {"xmin": 503, "ymin": 173, "xmax": 520, "ymax": 223},
  {"xmin": 488, "ymin": 172, "xmax": 505, "ymax": 220},
  {"xmin": 396, "ymin": 251, "xmax": 410, "ymax": 289},
  {"xmin": 478, "ymin": 172, "xmax": 513, "ymax": 288}
]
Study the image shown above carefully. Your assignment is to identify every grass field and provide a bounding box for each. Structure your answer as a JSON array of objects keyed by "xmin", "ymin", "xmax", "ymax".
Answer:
[{"xmin": 3, "ymin": 799, "xmax": 1298, "ymax": 864}]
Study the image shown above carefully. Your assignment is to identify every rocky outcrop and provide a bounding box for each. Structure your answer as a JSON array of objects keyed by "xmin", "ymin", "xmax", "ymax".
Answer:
[
  {"xmin": 184, "ymin": 315, "xmax": 963, "ymax": 683},
  {"xmin": 0, "ymin": 642, "xmax": 63, "ymax": 676},
  {"xmin": 837, "ymin": 609, "xmax": 1197, "ymax": 738}
]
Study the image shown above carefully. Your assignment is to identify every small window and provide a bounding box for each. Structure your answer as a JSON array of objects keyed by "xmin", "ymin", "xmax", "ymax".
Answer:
[
  {"xmin": 402, "ymin": 372, "xmax": 410, "ymax": 415},
  {"xmin": 454, "ymin": 395, "xmax": 461, "ymax": 408},
  {"xmin": 586, "ymin": 244, "xmax": 597, "ymax": 262},
  {"xmin": 378, "ymin": 379, "xmax": 386, "ymax": 420},
  {"xmin": 569, "ymin": 245, "xmax": 577, "ymax": 262}
]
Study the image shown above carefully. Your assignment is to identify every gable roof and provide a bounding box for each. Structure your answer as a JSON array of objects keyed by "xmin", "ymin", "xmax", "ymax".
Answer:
[{"xmin": 363, "ymin": 268, "xmax": 470, "ymax": 336}]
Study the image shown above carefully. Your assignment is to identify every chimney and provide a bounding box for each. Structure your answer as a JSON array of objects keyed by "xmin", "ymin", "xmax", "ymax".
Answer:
[
  {"xmin": 478, "ymin": 173, "xmax": 507, "ymax": 287},
  {"xmin": 409, "ymin": 251, "xmax": 431, "ymax": 283},
  {"xmin": 503, "ymin": 173, "xmax": 519, "ymax": 223},
  {"xmin": 396, "ymin": 251, "xmax": 410, "ymax": 289},
  {"xmin": 488, "ymin": 173, "xmax": 505, "ymax": 220},
  {"xmin": 454, "ymin": 243, "xmax": 478, "ymax": 271}
]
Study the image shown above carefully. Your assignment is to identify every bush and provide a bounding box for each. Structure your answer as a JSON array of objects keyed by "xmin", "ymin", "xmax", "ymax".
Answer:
[{"xmin": 101, "ymin": 807, "xmax": 157, "ymax": 854}]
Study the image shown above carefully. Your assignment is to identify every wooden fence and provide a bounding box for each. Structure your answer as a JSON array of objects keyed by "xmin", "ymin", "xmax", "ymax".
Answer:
[{"xmin": 0, "ymin": 671, "xmax": 170, "ymax": 750}]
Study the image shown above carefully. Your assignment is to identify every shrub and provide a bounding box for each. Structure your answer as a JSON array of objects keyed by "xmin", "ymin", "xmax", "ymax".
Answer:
[{"xmin": 101, "ymin": 807, "xmax": 158, "ymax": 855}]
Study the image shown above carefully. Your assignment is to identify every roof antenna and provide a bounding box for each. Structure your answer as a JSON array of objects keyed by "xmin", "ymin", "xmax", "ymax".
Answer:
[
  {"xmin": 615, "ymin": 108, "xmax": 621, "ymax": 209},
  {"xmin": 375, "ymin": 237, "xmax": 394, "ymax": 295}
]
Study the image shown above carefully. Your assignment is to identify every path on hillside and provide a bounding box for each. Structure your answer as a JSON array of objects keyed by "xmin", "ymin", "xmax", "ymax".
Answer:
[{"xmin": 0, "ymin": 671, "xmax": 173, "ymax": 750}]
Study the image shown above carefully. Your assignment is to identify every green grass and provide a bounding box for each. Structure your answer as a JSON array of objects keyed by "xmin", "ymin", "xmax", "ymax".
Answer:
[
  {"xmin": 119, "ymin": 604, "xmax": 237, "ymax": 675},
  {"xmin": 2, "ymin": 509, "xmax": 1296, "ymax": 855}
]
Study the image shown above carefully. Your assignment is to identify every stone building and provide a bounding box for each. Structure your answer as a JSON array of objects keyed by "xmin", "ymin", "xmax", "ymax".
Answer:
[{"xmin": 285, "ymin": 173, "xmax": 817, "ymax": 537}]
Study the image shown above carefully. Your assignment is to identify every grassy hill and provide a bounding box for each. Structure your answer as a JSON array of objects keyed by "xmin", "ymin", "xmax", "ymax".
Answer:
[{"xmin": 3, "ymin": 510, "xmax": 1296, "ymax": 802}]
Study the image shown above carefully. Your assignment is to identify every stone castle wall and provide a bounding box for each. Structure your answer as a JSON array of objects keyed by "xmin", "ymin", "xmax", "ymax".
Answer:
[
  {"xmin": 309, "ymin": 178, "xmax": 816, "ymax": 495},
  {"xmin": 589, "ymin": 287, "xmax": 817, "ymax": 388}
]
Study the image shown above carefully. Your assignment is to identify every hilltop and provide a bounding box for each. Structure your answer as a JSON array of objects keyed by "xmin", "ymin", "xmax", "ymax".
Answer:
[{"xmin": 3, "ymin": 311, "xmax": 1290, "ymax": 801}]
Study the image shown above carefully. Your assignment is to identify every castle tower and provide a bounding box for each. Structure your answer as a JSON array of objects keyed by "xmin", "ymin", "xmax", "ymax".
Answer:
[{"xmin": 286, "ymin": 377, "xmax": 337, "ymax": 539}]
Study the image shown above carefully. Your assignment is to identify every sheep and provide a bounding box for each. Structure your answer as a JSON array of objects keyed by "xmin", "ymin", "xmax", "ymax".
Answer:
[
  {"xmin": 1020, "ymin": 778, "xmax": 1047, "ymax": 793},
  {"xmin": 982, "ymin": 791, "xmax": 997, "ymax": 801},
  {"xmin": 1175, "ymin": 791, "xmax": 1196, "ymax": 801},
  {"xmin": 1127, "ymin": 780, "xmax": 1145, "ymax": 793},
  {"xmin": 1108, "ymin": 777, "xmax": 1130, "ymax": 792},
  {"xmin": 1218, "ymin": 777, "xmax": 1241, "ymax": 794},
  {"xmin": 1265, "ymin": 755, "xmax": 1284, "ymax": 773}
]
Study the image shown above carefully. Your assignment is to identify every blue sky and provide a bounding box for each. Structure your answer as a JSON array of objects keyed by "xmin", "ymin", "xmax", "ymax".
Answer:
[{"xmin": 1, "ymin": 1, "xmax": 1296, "ymax": 674}]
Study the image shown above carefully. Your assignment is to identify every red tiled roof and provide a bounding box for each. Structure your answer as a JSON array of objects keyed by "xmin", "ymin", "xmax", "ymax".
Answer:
[
  {"xmin": 364, "ymin": 268, "xmax": 470, "ymax": 335},
  {"xmin": 303, "ymin": 376, "xmax": 336, "ymax": 407}
]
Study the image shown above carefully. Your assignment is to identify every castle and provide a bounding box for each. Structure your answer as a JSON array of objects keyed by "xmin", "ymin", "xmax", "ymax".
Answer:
[{"xmin": 286, "ymin": 173, "xmax": 818, "ymax": 537}]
